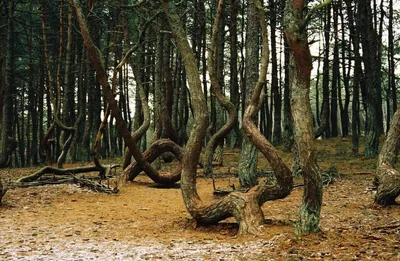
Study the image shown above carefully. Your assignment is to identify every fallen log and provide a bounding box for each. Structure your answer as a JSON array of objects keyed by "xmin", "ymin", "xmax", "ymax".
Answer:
[{"xmin": 0, "ymin": 165, "xmax": 119, "ymax": 204}]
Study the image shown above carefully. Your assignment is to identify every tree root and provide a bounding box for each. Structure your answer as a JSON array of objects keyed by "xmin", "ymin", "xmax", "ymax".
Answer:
[{"xmin": 374, "ymin": 164, "xmax": 400, "ymax": 205}]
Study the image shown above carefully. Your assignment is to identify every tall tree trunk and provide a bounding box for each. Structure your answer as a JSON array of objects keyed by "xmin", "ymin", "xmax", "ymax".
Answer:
[
  {"xmin": 270, "ymin": 0, "xmax": 281, "ymax": 145},
  {"xmin": 238, "ymin": 0, "xmax": 259, "ymax": 188},
  {"xmin": 345, "ymin": 0, "xmax": 361, "ymax": 154},
  {"xmin": 0, "ymin": 1, "xmax": 16, "ymax": 167},
  {"xmin": 387, "ymin": 0, "xmax": 396, "ymax": 132},
  {"xmin": 339, "ymin": 2, "xmax": 350, "ymax": 137},
  {"xmin": 315, "ymin": 6, "xmax": 331, "ymax": 139},
  {"xmin": 282, "ymin": 37, "xmax": 293, "ymax": 152},
  {"xmin": 330, "ymin": 4, "xmax": 339, "ymax": 137},
  {"xmin": 283, "ymin": 0, "xmax": 325, "ymax": 234},
  {"xmin": 357, "ymin": 0, "xmax": 380, "ymax": 158},
  {"xmin": 228, "ymin": 0, "xmax": 241, "ymax": 148}
]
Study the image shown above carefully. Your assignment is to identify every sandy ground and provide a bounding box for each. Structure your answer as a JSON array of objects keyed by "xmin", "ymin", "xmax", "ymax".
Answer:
[{"xmin": 0, "ymin": 138, "xmax": 399, "ymax": 260}]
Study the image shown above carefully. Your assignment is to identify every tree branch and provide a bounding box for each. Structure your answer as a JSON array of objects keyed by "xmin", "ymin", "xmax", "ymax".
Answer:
[{"xmin": 300, "ymin": 0, "xmax": 333, "ymax": 31}]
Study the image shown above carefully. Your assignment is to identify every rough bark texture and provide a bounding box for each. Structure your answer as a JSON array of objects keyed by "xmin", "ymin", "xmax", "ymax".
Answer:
[
  {"xmin": 374, "ymin": 108, "xmax": 400, "ymax": 205},
  {"xmin": 283, "ymin": 0, "xmax": 323, "ymax": 235}
]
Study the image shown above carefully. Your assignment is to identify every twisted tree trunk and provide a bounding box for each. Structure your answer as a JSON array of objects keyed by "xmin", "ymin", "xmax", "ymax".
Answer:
[{"xmin": 162, "ymin": 0, "xmax": 292, "ymax": 235}]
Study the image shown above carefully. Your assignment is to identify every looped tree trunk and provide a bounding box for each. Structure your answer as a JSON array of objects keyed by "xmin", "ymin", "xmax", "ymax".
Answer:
[{"xmin": 123, "ymin": 139, "xmax": 184, "ymax": 184}]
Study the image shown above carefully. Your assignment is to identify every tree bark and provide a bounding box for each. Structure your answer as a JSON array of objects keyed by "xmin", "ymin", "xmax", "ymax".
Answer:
[
  {"xmin": 357, "ymin": 0, "xmax": 380, "ymax": 158},
  {"xmin": 374, "ymin": 108, "xmax": 400, "ymax": 205},
  {"xmin": 238, "ymin": 0, "xmax": 259, "ymax": 188},
  {"xmin": 283, "ymin": 0, "xmax": 324, "ymax": 234}
]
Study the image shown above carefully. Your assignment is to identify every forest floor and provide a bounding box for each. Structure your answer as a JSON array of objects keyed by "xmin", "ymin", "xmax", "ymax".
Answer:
[{"xmin": 0, "ymin": 137, "xmax": 399, "ymax": 260}]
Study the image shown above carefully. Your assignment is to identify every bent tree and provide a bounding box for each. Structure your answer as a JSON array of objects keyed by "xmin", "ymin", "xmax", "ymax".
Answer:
[
  {"xmin": 162, "ymin": 0, "xmax": 292, "ymax": 235},
  {"xmin": 283, "ymin": 0, "xmax": 329, "ymax": 234},
  {"xmin": 203, "ymin": 0, "xmax": 237, "ymax": 176},
  {"xmin": 374, "ymin": 107, "xmax": 400, "ymax": 205},
  {"xmin": 73, "ymin": 0, "xmax": 182, "ymax": 186}
]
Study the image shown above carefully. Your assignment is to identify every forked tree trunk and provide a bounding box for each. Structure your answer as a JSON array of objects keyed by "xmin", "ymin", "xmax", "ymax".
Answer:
[
  {"xmin": 283, "ymin": 0, "xmax": 324, "ymax": 234},
  {"xmin": 374, "ymin": 108, "xmax": 400, "ymax": 205},
  {"xmin": 162, "ymin": 0, "xmax": 292, "ymax": 235}
]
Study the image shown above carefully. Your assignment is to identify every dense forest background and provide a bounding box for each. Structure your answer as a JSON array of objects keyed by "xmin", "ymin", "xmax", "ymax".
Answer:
[{"xmin": 0, "ymin": 0, "xmax": 399, "ymax": 168}]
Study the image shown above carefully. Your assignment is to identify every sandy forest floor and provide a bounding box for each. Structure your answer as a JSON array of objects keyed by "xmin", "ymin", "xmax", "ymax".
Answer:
[{"xmin": 0, "ymin": 137, "xmax": 399, "ymax": 260}]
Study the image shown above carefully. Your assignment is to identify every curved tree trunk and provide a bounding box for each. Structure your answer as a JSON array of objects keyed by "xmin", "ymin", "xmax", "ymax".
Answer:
[
  {"xmin": 162, "ymin": 0, "xmax": 292, "ymax": 235},
  {"xmin": 203, "ymin": 0, "xmax": 237, "ymax": 176},
  {"xmin": 283, "ymin": 0, "xmax": 324, "ymax": 235},
  {"xmin": 73, "ymin": 0, "xmax": 160, "ymax": 181},
  {"xmin": 39, "ymin": 0, "xmax": 75, "ymax": 169},
  {"xmin": 124, "ymin": 139, "xmax": 183, "ymax": 183},
  {"xmin": 374, "ymin": 108, "xmax": 400, "ymax": 205}
]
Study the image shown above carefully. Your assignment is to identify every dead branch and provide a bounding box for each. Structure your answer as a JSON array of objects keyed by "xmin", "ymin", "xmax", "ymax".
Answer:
[{"xmin": 16, "ymin": 165, "xmax": 119, "ymax": 183}]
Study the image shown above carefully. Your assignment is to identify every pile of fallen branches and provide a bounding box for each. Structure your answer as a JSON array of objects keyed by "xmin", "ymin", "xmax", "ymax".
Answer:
[{"xmin": 0, "ymin": 164, "xmax": 119, "ymax": 204}]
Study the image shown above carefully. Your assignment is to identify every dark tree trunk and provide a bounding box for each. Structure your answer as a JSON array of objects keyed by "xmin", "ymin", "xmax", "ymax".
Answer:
[
  {"xmin": 387, "ymin": 0, "xmax": 396, "ymax": 132},
  {"xmin": 357, "ymin": 0, "xmax": 380, "ymax": 158},
  {"xmin": 0, "ymin": 1, "xmax": 16, "ymax": 167},
  {"xmin": 339, "ymin": 3, "xmax": 350, "ymax": 137},
  {"xmin": 315, "ymin": 6, "xmax": 331, "ymax": 139},
  {"xmin": 345, "ymin": 0, "xmax": 361, "ymax": 154},
  {"xmin": 270, "ymin": 0, "xmax": 281, "ymax": 145},
  {"xmin": 282, "ymin": 37, "xmax": 293, "ymax": 152},
  {"xmin": 238, "ymin": 0, "xmax": 259, "ymax": 188},
  {"xmin": 330, "ymin": 5, "xmax": 339, "ymax": 137},
  {"xmin": 228, "ymin": 0, "xmax": 241, "ymax": 148}
]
